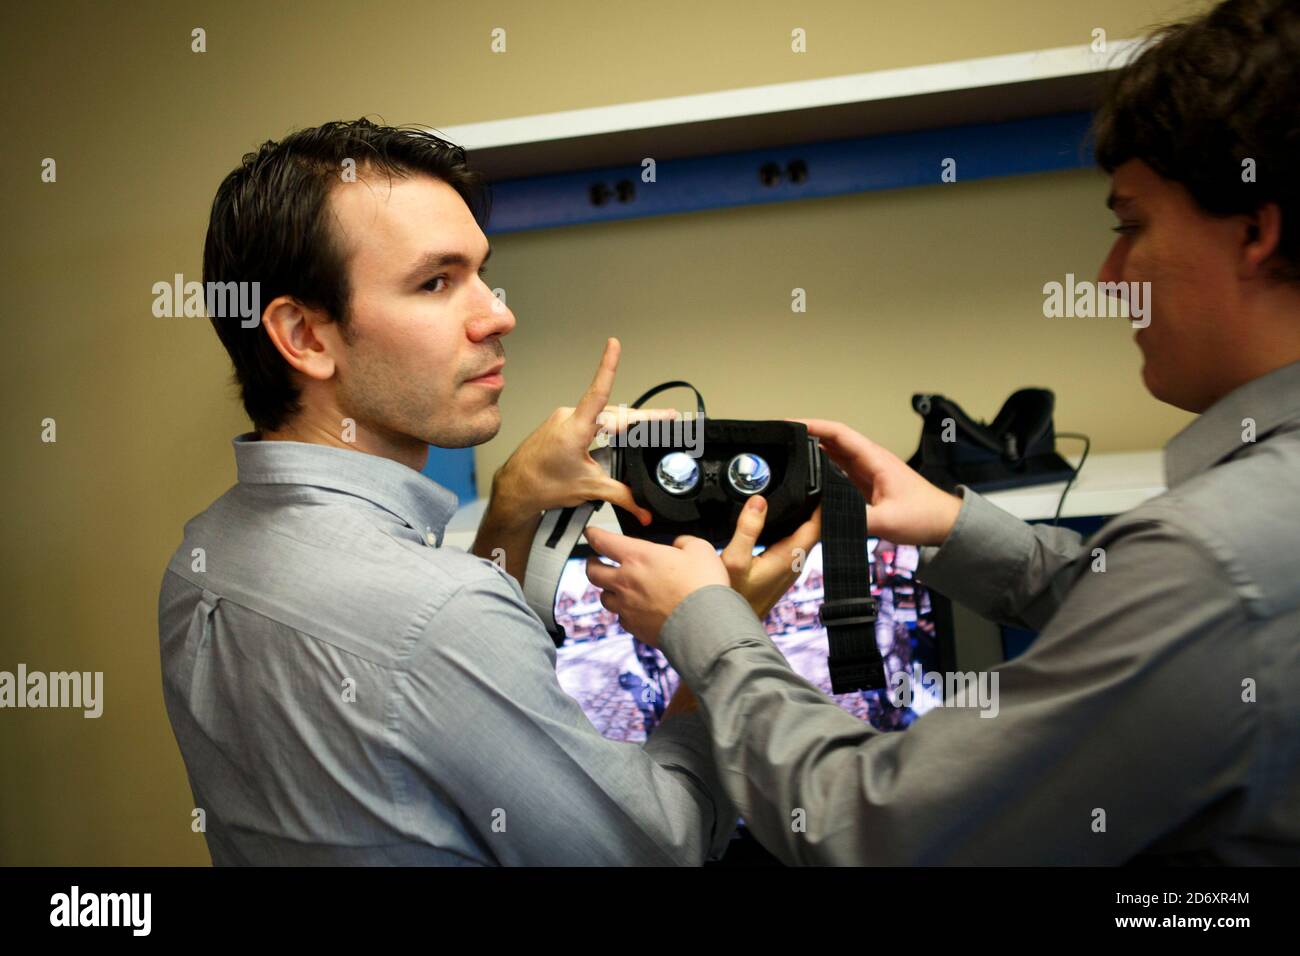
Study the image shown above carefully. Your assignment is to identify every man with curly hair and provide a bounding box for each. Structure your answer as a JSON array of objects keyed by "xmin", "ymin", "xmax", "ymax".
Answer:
[{"xmin": 587, "ymin": 0, "xmax": 1300, "ymax": 864}]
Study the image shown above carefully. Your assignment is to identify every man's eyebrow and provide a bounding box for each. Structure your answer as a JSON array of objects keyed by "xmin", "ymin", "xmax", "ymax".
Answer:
[
  {"xmin": 403, "ymin": 246, "xmax": 492, "ymax": 283},
  {"xmin": 1107, "ymin": 191, "xmax": 1133, "ymax": 210}
]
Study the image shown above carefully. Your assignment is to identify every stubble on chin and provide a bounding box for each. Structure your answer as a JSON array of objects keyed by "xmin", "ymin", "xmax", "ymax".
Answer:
[{"xmin": 419, "ymin": 395, "xmax": 502, "ymax": 449}]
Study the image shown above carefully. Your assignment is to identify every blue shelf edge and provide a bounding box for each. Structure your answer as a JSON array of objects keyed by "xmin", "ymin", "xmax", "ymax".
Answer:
[{"xmin": 485, "ymin": 111, "xmax": 1097, "ymax": 234}]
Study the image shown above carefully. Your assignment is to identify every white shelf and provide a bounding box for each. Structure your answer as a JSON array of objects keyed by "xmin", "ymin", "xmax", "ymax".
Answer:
[
  {"xmin": 981, "ymin": 449, "xmax": 1165, "ymax": 521},
  {"xmin": 435, "ymin": 40, "xmax": 1145, "ymax": 180}
]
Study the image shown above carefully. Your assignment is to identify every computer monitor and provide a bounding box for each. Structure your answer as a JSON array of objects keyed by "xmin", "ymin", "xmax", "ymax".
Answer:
[{"xmin": 553, "ymin": 537, "xmax": 956, "ymax": 741}]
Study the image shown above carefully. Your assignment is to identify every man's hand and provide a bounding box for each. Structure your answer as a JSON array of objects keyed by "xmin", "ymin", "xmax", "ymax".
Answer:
[
  {"xmin": 471, "ymin": 337, "xmax": 671, "ymax": 580},
  {"xmin": 793, "ymin": 418, "xmax": 962, "ymax": 548},
  {"xmin": 490, "ymin": 337, "xmax": 673, "ymax": 525},
  {"xmin": 584, "ymin": 496, "xmax": 821, "ymax": 646},
  {"xmin": 722, "ymin": 497, "xmax": 821, "ymax": 619},
  {"xmin": 583, "ymin": 528, "xmax": 729, "ymax": 648}
]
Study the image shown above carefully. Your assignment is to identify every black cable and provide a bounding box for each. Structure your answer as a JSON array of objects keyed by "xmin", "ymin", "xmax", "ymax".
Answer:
[
  {"xmin": 1052, "ymin": 432, "xmax": 1091, "ymax": 526},
  {"xmin": 629, "ymin": 380, "xmax": 706, "ymax": 418}
]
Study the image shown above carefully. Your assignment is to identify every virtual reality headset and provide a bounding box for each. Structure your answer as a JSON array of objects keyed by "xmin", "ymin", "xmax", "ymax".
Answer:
[
  {"xmin": 522, "ymin": 380, "xmax": 888, "ymax": 694},
  {"xmin": 606, "ymin": 381, "xmax": 824, "ymax": 548}
]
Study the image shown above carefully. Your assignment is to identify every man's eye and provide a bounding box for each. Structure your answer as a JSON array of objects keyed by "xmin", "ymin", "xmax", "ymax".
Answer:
[
  {"xmin": 422, "ymin": 276, "xmax": 448, "ymax": 292},
  {"xmin": 1112, "ymin": 223, "xmax": 1140, "ymax": 236}
]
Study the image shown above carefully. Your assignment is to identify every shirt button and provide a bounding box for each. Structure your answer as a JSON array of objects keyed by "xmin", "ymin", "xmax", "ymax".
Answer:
[{"xmin": 426, "ymin": 531, "xmax": 438, "ymax": 546}]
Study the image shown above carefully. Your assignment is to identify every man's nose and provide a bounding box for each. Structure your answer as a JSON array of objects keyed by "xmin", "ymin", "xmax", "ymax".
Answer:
[
  {"xmin": 1097, "ymin": 240, "xmax": 1123, "ymax": 286},
  {"xmin": 467, "ymin": 285, "xmax": 516, "ymax": 341}
]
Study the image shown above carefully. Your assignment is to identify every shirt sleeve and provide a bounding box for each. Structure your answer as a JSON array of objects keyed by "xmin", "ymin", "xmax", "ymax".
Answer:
[
  {"xmin": 917, "ymin": 486, "xmax": 1094, "ymax": 631},
  {"xmin": 656, "ymin": 510, "xmax": 1257, "ymax": 865},
  {"xmin": 392, "ymin": 564, "xmax": 737, "ymax": 865}
]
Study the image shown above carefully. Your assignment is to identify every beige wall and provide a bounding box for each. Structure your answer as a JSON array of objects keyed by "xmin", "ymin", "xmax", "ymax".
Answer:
[
  {"xmin": 0, "ymin": 0, "xmax": 1207, "ymax": 865},
  {"xmin": 482, "ymin": 166, "xmax": 1196, "ymax": 494}
]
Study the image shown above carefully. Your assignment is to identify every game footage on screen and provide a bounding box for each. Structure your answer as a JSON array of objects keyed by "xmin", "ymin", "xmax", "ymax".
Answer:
[{"xmin": 554, "ymin": 538, "xmax": 944, "ymax": 741}]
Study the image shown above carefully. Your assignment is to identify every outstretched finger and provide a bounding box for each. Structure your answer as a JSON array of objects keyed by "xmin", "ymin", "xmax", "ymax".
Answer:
[{"xmin": 575, "ymin": 338, "xmax": 621, "ymax": 427}]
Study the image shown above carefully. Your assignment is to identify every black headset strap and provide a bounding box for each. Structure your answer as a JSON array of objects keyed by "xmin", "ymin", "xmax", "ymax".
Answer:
[
  {"xmin": 819, "ymin": 460, "xmax": 888, "ymax": 693},
  {"xmin": 629, "ymin": 380, "xmax": 707, "ymax": 418}
]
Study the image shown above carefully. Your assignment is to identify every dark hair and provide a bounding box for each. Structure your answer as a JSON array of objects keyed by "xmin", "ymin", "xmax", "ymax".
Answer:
[
  {"xmin": 1093, "ymin": 0, "xmax": 1300, "ymax": 283},
  {"xmin": 203, "ymin": 118, "xmax": 489, "ymax": 433}
]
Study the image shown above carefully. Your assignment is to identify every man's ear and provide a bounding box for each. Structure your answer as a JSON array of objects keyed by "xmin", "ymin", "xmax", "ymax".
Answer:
[
  {"xmin": 1240, "ymin": 201, "xmax": 1283, "ymax": 279},
  {"xmin": 261, "ymin": 296, "xmax": 338, "ymax": 382}
]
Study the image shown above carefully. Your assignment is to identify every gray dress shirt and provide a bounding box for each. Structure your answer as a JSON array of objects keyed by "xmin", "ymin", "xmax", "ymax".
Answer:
[
  {"xmin": 158, "ymin": 434, "xmax": 735, "ymax": 865},
  {"xmin": 658, "ymin": 359, "xmax": 1300, "ymax": 865}
]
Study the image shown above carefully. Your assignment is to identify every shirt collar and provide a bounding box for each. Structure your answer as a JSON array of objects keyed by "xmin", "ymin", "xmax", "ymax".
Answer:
[
  {"xmin": 232, "ymin": 433, "xmax": 460, "ymax": 547},
  {"xmin": 1164, "ymin": 359, "xmax": 1300, "ymax": 489}
]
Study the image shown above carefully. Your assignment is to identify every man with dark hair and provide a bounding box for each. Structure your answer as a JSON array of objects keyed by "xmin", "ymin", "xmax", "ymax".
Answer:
[
  {"xmin": 159, "ymin": 118, "xmax": 818, "ymax": 865},
  {"xmin": 585, "ymin": 0, "xmax": 1300, "ymax": 864},
  {"xmin": 201, "ymin": 121, "xmax": 495, "ymax": 436}
]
